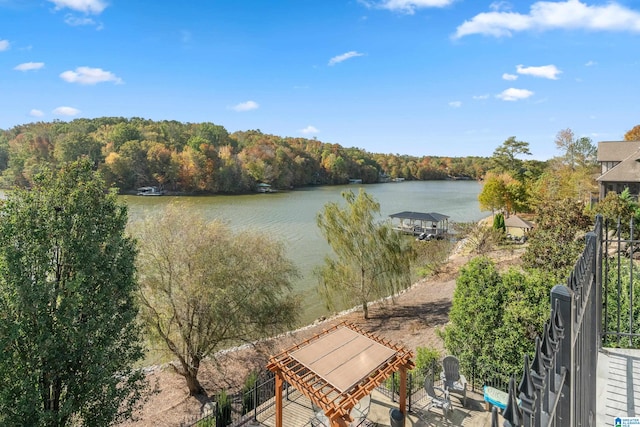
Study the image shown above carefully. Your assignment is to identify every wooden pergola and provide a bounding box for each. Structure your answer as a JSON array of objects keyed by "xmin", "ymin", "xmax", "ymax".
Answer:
[{"xmin": 266, "ymin": 322, "xmax": 415, "ymax": 427}]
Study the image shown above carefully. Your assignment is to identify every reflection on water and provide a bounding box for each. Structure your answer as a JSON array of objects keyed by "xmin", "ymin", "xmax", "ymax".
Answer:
[{"xmin": 123, "ymin": 181, "xmax": 486, "ymax": 325}]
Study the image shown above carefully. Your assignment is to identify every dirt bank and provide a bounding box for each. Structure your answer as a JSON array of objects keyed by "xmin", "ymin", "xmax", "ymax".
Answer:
[{"xmin": 121, "ymin": 243, "xmax": 525, "ymax": 427}]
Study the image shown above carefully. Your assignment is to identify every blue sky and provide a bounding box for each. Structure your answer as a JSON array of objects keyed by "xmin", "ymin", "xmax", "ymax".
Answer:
[{"xmin": 1, "ymin": 0, "xmax": 639, "ymax": 160}]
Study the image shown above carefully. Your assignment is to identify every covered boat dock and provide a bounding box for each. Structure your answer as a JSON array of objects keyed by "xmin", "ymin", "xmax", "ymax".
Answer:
[{"xmin": 389, "ymin": 211, "xmax": 450, "ymax": 239}]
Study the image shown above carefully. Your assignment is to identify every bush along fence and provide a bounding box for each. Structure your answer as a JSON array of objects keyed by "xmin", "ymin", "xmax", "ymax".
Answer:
[
  {"xmin": 491, "ymin": 215, "xmax": 602, "ymax": 427},
  {"xmin": 183, "ymin": 213, "xmax": 640, "ymax": 427}
]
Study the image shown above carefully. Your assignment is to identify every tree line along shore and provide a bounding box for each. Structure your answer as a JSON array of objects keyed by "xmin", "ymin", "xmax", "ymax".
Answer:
[
  {"xmin": 2, "ymin": 123, "xmax": 640, "ymax": 425},
  {"xmin": 0, "ymin": 117, "xmax": 495, "ymax": 194}
]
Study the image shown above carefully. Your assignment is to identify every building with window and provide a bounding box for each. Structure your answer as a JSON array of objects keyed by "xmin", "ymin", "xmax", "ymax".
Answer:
[{"xmin": 596, "ymin": 140, "xmax": 640, "ymax": 200}]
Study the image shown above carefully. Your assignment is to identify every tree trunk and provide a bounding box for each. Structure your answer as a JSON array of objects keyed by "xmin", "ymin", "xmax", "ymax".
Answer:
[
  {"xmin": 183, "ymin": 357, "xmax": 205, "ymax": 396},
  {"xmin": 185, "ymin": 372, "xmax": 205, "ymax": 396}
]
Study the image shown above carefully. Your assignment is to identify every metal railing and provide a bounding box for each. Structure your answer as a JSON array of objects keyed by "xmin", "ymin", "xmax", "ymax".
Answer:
[
  {"xmin": 181, "ymin": 371, "xmax": 276, "ymax": 427},
  {"xmin": 602, "ymin": 217, "xmax": 640, "ymax": 347},
  {"xmin": 495, "ymin": 216, "xmax": 603, "ymax": 426},
  {"xmin": 185, "ymin": 214, "xmax": 640, "ymax": 427}
]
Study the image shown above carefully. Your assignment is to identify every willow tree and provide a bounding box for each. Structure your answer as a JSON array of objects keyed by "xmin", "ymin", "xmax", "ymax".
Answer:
[
  {"xmin": 0, "ymin": 159, "xmax": 147, "ymax": 427},
  {"xmin": 135, "ymin": 205, "xmax": 300, "ymax": 396},
  {"xmin": 316, "ymin": 189, "xmax": 414, "ymax": 319}
]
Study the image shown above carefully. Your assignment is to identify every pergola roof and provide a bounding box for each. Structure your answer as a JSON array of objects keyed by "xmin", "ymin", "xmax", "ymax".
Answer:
[{"xmin": 267, "ymin": 322, "xmax": 415, "ymax": 426}]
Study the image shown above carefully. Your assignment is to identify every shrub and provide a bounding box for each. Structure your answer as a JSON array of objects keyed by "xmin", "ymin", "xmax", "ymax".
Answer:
[
  {"xmin": 216, "ymin": 390, "xmax": 232, "ymax": 426},
  {"xmin": 242, "ymin": 371, "xmax": 259, "ymax": 414}
]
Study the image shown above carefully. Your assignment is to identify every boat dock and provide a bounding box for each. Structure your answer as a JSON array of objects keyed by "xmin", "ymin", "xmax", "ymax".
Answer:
[{"xmin": 389, "ymin": 211, "xmax": 450, "ymax": 239}]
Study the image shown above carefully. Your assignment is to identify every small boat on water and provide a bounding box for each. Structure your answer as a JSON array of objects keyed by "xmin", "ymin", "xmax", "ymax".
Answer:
[
  {"xmin": 136, "ymin": 186, "xmax": 165, "ymax": 196},
  {"xmin": 256, "ymin": 183, "xmax": 277, "ymax": 193}
]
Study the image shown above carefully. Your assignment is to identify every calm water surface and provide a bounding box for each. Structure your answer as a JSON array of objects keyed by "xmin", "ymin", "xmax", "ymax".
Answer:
[{"xmin": 123, "ymin": 181, "xmax": 487, "ymax": 325}]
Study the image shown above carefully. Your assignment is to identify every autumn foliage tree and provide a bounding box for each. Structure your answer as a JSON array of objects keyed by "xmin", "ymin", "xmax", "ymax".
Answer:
[{"xmin": 624, "ymin": 125, "xmax": 640, "ymax": 141}]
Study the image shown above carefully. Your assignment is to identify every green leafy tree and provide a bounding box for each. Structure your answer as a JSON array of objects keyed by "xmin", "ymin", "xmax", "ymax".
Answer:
[
  {"xmin": 0, "ymin": 160, "xmax": 147, "ymax": 426},
  {"xmin": 316, "ymin": 189, "xmax": 414, "ymax": 319},
  {"xmin": 135, "ymin": 204, "xmax": 300, "ymax": 396},
  {"xmin": 443, "ymin": 257, "xmax": 555, "ymax": 380},
  {"xmin": 443, "ymin": 257, "xmax": 504, "ymax": 376},
  {"xmin": 479, "ymin": 172, "xmax": 529, "ymax": 214},
  {"xmin": 554, "ymin": 128, "xmax": 597, "ymax": 170},
  {"xmin": 493, "ymin": 213, "xmax": 506, "ymax": 234},
  {"xmin": 491, "ymin": 136, "xmax": 531, "ymax": 178},
  {"xmin": 593, "ymin": 189, "xmax": 639, "ymax": 232},
  {"xmin": 522, "ymin": 198, "xmax": 591, "ymax": 279}
]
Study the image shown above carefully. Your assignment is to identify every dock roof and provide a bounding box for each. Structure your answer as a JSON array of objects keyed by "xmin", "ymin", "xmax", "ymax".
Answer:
[{"xmin": 389, "ymin": 211, "xmax": 449, "ymax": 222}]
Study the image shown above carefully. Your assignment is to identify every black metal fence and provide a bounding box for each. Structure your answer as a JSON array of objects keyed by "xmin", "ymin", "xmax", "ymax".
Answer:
[
  {"xmin": 601, "ymin": 217, "xmax": 640, "ymax": 347},
  {"xmin": 183, "ymin": 214, "xmax": 640, "ymax": 427},
  {"xmin": 493, "ymin": 216, "xmax": 604, "ymax": 426},
  {"xmin": 180, "ymin": 371, "xmax": 276, "ymax": 427}
]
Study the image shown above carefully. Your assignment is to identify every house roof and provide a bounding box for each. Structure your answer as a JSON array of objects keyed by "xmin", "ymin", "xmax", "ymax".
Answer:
[
  {"xmin": 504, "ymin": 215, "xmax": 534, "ymax": 230},
  {"xmin": 389, "ymin": 211, "xmax": 449, "ymax": 223},
  {"xmin": 597, "ymin": 148, "xmax": 640, "ymax": 182},
  {"xmin": 597, "ymin": 141, "xmax": 640, "ymax": 162}
]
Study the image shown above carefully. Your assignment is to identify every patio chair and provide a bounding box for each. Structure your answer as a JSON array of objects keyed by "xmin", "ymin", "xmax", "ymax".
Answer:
[
  {"xmin": 349, "ymin": 394, "xmax": 371, "ymax": 426},
  {"xmin": 423, "ymin": 372, "xmax": 452, "ymax": 414},
  {"xmin": 441, "ymin": 355, "xmax": 467, "ymax": 407}
]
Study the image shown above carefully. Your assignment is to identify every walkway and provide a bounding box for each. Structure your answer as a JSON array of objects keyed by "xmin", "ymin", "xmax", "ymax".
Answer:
[
  {"xmin": 597, "ymin": 348, "xmax": 640, "ymax": 427},
  {"xmin": 252, "ymin": 388, "xmax": 498, "ymax": 427}
]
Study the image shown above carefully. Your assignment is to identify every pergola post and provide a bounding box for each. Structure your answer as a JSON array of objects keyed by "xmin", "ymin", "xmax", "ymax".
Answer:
[
  {"xmin": 399, "ymin": 365, "xmax": 408, "ymax": 426},
  {"xmin": 267, "ymin": 323, "xmax": 415, "ymax": 427},
  {"xmin": 275, "ymin": 371, "xmax": 283, "ymax": 427}
]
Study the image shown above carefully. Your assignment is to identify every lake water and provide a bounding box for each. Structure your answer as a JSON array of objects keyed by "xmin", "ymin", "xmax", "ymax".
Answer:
[{"xmin": 122, "ymin": 180, "xmax": 487, "ymax": 325}]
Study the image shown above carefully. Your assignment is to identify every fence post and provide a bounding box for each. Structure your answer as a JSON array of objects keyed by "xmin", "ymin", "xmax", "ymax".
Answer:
[
  {"xmin": 551, "ymin": 284, "xmax": 573, "ymax": 426},
  {"xmin": 408, "ymin": 370, "xmax": 413, "ymax": 411},
  {"xmin": 518, "ymin": 354, "xmax": 536, "ymax": 427},
  {"xmin": 596, "ymin": 215, "xmax": 603, "ymax": 349},
  {"xmin": 253, "ymin": 375, "xmax": 258, "ymax": 420}
]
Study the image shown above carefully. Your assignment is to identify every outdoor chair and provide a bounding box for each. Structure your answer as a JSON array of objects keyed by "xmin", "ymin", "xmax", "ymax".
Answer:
[
  {"xmin": 423, "ymin": 371, "xmax": 452, "ymax": 414},
  {"xmin": 441, "ymin": 355, "xmax": 467, "ymax": 407},
  {"xmin": 311, "ymin": 394, "xmax": 371, "ymax": 427},
  {"xmin": 349, "ymin": 394, "xmax": 371, "ymax": 426}
]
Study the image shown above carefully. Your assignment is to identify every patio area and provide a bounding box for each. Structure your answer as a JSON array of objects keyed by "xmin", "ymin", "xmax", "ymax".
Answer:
[{"xmin": 251, "ymin": 386, "xmax": 498, "ymax": 426}]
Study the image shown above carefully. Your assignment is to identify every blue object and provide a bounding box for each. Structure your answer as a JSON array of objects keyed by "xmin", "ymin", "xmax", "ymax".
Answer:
[{"xmin": 483, "ymin": 385, "xmax": 509, "ymax": 410}]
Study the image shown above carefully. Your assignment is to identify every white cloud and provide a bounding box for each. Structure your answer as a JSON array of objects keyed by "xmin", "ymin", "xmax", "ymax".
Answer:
[
  {"xmin": 454, "ymin": 0, "xmax": 640, "ymax": 39},
  {"xmin": 14, "ymin": 62, "xmax": 45, "ymax": 71},
  {"xmin": 585, "ymin": 60, "xmax": 597, "ymax": 66},
  {"xmin": 473, "ymin": 94, "xmax": 490, "ymax": 100},
  {"xmin": 30, "ymin": 109, "xmax": 44, "ymax": 117},
  {"xmin": 516, "ymin": 64, "xmax": 562, "ymax": 79},
  {"xmin": 231, "ymin": 101, "xmax": 259, "ymax": 112},
  {"xmin": 496, "ymin": 88, "xmax": 534, "ymax": 101},
  {"xmin": 48, "ymin": 0, "xmax": 107, "ymax": 14},
  {"xmin": 0, "ymin": 40, "xmax": 9, "ymax": 51},
  {"xmin": 300, "ymin": 125, "xmax": 319, "ymax": 135},
  {"xmin": 502, "ymin": 73, "xmax": 518, "ymax": 80},
  {"xmin": 64, "ymin": 14, "xmax": 96, "ymax": 26},
  {"xmin": 60, "ymin": 66, "xmax": 122, "ymax": 85},
  {"xmin": 449, "ymin": 101, "xmax": 462, "ymax": 108},
  {"xmin": 490, "ymin": 1, "xmax": 512, "ymax": 12},
  {"xmin": 328, "ymin": 51, "xmax": 365, "ymax": 66},
  {"xmin": 53, "ymin": 106, "xmax": 80, "ymax": 116},
  {"xmin": 360, "ymin": 0, "xmax": 455, "ymax": 14}
]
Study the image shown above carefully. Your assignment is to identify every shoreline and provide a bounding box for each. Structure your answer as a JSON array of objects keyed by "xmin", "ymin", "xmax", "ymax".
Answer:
[{"xmin": 123, "ymin": 238, "xmax": 523, "ymax": 427}]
